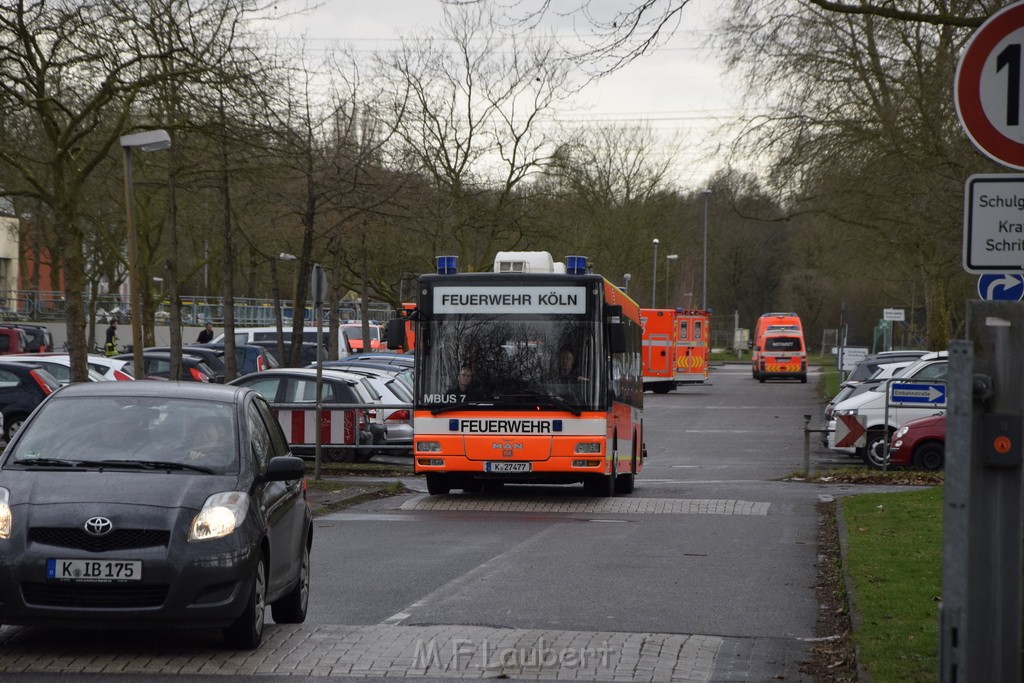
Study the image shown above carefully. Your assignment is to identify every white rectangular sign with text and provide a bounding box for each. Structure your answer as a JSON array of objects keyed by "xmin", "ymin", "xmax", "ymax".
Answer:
[{"xmin": 434, "ymin": 286, "xmax": 587, "ymax": 314}]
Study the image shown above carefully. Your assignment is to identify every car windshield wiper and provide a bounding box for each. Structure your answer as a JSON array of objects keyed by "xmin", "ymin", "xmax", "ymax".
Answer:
[
  {"xmin": 13, "ymin": 457, "xmax": 91, "ymax": 468},
  {"xmin": 95, "ymin": 459, "xmax": 215, "ymax": 474}
]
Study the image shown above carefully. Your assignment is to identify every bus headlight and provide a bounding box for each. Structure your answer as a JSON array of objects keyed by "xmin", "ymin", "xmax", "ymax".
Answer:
[
  {"xmin": 418, "ymin": 441, "xmax": 441, "ymax": 452},
  {"xmin": 574, "ymin": 442, "xmax": 602, "ymax": 454}
]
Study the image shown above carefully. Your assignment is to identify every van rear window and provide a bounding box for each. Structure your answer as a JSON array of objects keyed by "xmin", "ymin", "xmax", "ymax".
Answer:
[{"xmin": 765, "ymin": 337, "xmax": 802, "ymax": 352}]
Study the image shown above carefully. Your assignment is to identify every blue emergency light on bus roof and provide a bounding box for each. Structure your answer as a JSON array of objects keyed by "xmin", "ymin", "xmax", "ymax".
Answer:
[
  {"xmin": 436, "ymin": 255, "xmax": 459, "ymax": 274},
  {"xmin": 565, "ymin": 255, "xmax": 588, "ymax": 275}
]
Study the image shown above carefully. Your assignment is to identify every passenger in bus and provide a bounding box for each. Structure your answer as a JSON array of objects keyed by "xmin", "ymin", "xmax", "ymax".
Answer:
[{"xmin": 448, "ymin": 364, "xmax": 484, "ymax": 400}]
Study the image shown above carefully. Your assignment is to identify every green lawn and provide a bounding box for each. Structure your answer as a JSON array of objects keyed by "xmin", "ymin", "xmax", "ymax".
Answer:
[{"xmin": 842, "ymin": 486, "xmax": 942, "ymax": 682}]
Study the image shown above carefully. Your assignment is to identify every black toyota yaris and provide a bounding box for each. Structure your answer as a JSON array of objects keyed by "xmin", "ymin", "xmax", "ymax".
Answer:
[{"xmin": 0, "ymin": 381, "xmax": 312, "ymax": 649}]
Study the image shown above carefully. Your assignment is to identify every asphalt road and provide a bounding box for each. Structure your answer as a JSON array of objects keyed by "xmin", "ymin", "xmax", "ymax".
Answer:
[{"xmin": 0, "ymin": 362, "xmax": 897, "ymax": 681}]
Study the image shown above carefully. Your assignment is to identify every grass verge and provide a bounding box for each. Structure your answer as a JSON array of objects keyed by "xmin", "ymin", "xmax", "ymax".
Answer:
[{"xmin": 841, "ymin": 485, "xmax": 942, "ymax": 682}]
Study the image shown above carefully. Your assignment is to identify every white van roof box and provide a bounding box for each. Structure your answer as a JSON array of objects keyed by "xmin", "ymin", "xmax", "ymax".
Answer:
[{"xmin": 493, "ymin": 251, "xmax": 565, "ymax": 274}]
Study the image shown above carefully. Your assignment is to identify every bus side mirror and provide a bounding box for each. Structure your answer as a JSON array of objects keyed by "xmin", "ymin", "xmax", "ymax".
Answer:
[
  {"xmin": 385, "ymin": 318, "xmax": 406, "ymax": 350},
  {"xmin": 607, "ymin": 323, "xmax": 627, "ymax": 354}
]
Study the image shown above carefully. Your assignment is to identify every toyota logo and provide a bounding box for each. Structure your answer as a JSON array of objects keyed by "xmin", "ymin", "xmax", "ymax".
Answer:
[{"xmin": 84, "ymin": 517, "xmax": 113, "ymax": 536}]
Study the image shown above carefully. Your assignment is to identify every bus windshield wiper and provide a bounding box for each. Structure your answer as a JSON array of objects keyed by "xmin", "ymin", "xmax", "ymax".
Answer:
[
  {"xmin": 95, "ymin": 459, "xmax": 215, "ymax": 474},
  {"xmin": 430, "ymin": 402, "xmax": 495, "ymax": 415},
  {"xmin": 497, "ymin": 392, "xmax": 582, "ymax": 416}
]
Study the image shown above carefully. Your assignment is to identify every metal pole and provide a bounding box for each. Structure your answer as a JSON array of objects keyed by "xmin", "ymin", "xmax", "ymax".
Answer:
[
  {"xmin": 702, "ymin": 189, "xmax": 711, "ymax": 310},
  {"xmin": 122, "ymin": 147, "xmax": 144, "ymax": 376},
  {"xmin": 651, "ymin": 239, "xmax": 659, "ymax": 308}
]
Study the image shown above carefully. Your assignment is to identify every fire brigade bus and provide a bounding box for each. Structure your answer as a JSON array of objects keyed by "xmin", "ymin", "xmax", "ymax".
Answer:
[
  {"xmin": 641, "ymin": 308, "xmax": 710, "ymax": 392},
  {"xmin": 409, "ymin": 251, "xmax": 644, "ymax": 497}
]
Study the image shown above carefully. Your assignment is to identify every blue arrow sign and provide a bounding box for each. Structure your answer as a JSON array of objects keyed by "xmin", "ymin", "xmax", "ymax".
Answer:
[
  {"xmin": 978, "ymin": 273, "xmax": 1024, "ymax": 301},
  {"xmin": 889, "ymin": 383, "xmax": 946, "ymax": 406}
]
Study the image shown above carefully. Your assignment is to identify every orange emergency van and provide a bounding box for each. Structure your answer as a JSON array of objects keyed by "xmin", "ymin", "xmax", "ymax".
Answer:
[
  {"xmin": 750, "ymin": 312, "xmax": 805, "ymax": 381},
  {"xmin": 641, "ymin": 308, "xmax": 676, "ymax": 393},
  {"xmin": 673, "ymin": 309, "xmax": 710, "ymax": 385},
  {"xmin": 641, "ymin": 308, "xmax": 710, "ymax": 392}
]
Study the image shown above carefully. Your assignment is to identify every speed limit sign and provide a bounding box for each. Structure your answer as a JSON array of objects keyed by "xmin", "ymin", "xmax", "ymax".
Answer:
[{"xmin": 956, "ymin": 2, "xmax": 1024, "ymax": 168}]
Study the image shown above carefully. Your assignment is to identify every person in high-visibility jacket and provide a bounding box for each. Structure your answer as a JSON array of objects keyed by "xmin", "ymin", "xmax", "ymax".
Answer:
[{"xmin": 103, "ymin": 319, "xmax": 119, "ymax": 357}]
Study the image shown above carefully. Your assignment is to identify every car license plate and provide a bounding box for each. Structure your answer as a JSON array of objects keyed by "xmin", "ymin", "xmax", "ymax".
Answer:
[
  {"xmin": 485, "ymin": 462, "xmax": 532, "ymax": 473},
  {"xmin": 775, "ymin": 357, "xmax": 790, "ymax": 362},
  {"xmin": 47, "ymin": 558, "xmax": 141, "ymax": 582}
]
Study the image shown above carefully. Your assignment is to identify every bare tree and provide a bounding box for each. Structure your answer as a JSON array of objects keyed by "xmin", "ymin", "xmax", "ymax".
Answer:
[
  {"xmin": 0, "ymin": 0, "xmax": 263, "ymax": 381},
  {"xmin": 373, "ymin": 3, "xmax": 575, "ymax": 272}
]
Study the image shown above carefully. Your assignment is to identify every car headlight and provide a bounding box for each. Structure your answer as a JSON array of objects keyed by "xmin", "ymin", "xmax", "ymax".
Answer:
[
  {"xmin": 0, "ymin": 487, "xmax": 10, "ymax": 540},
  {"xmin": 894, "ymin": 425, "xmax": 910, "ymax": 439},
  {"xmin": 189, "ymin": 491, "xmax": 250, "ymax": 541},
  {"xmin": 835, "ymin": 409, "xmax": 858, "ymax": 416}
]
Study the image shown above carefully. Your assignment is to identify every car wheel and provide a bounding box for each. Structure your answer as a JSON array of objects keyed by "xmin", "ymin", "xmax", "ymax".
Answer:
[
  {"xmin": 271, "ymin": 541, "xmax": 310, "ymax": 624},
  {"xmin": 758, "ymin": 377, "xmax": 766, "ymax": 384},
  {"xmin": 4, "ymin": 414, "xmax": 27, "ymax": 442},
  {"xmin": 651, "ymin": 384, "xmax": 671, "ymax": 394},
  {"xmin": 325, "ymin": 448, "xmax": 356, "ymax": 464},
  {"xmin": 426, "ymin": 473, "xmax": 450, "ymax": 495},
  {"xmin": 223, "ymin": 553, "xmax": 267, "ymax": 650},
  {"xmin": 862, "ymin": 429, "xmax": 893, "ymax": 470},
  {"xmin": 800, "ymin": 375, "xmax": 807, "ymax": 384},
  {"xmin": 913, "ymin": 442, "xmax": 944, "ymax": 471}
]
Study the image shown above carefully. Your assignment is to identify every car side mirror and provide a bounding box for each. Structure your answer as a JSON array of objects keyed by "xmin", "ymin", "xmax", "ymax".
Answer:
[{"xmin": 263, "ymin": 455, "xmax": 306, "ymax": 482}]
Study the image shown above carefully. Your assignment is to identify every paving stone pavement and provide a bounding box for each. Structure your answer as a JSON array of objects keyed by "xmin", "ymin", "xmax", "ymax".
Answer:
[
  {"xmin": 0, "ymin": 622, "xmax": 811, "ymax": 681},
  {"xmin": 400, "ymin": 496, "xmax": 772, "ymax": 516}
]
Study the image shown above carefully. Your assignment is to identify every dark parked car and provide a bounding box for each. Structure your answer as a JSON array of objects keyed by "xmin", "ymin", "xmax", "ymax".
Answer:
[
  {"xmin": 0, "ymin": 382, "xmax": 312, "ymax": 649},
  {"xmin": 0, "ymin": 360, "xmax": 60, "ymax": 441},
  {"xmin": 193, "ymin": 343, "xmax": 278, "ymax": 376},
  {"xmin": 889, "ymin": 414, "xmax": 945, "ymax": 470},
  {"xmin": 115, "ymin": 351, "xmax": 217, "ymax": 382},
  {"xmin": 0, "ymin": 323, "xmax": 54, "ymax": 353},
  {"xmin": 251, "ymin": 340, "xmax": 325, "ymax": 368}
]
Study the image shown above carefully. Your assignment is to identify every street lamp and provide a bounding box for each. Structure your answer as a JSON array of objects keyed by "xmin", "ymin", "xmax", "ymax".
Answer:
[
  {"xmin": 651, "ymin": 238, "xmax": 659, "ymax": 308},
  {"xmin": 701, "ymin": 188, "xmax": 712, "ymax": 311},
  {"xmin": 665, "ymin": 254, "xmax": 678, "ymax": 307},
  {"xmin": 120, "ymin": 129, "xmax": 171, "ymax": 377}
]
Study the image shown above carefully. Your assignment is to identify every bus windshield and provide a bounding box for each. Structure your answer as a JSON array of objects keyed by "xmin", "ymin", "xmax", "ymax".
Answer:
[{"xmin": 419, "ymin": 315, "xmax": 602, "ymax": 411}]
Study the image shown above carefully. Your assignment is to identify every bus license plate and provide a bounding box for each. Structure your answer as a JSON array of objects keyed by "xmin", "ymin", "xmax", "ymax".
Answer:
[
  {"xmin": 47, "ymin": 558, "xmax": 142, "ymax": 581},
  {"xmin": 485, "ymin": 462, "xmax": 532, "ymax": 473}
]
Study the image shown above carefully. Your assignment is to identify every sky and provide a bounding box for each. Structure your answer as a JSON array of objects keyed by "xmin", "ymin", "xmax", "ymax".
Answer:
[{"xmin": 268, "ymin": 0, "xmax": 743, "ymax": 191}]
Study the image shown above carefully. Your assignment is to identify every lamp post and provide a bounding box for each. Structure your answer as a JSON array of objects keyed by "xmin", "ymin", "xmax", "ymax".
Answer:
[
  {"xmin": 701, "ymin": 188, "xmax": 712, "ymax": 311},
  {"xmin": 664, "ymin": 254, "xmax": 678, "ymax": 307},
  {"xmin": 120, "ymin": 129, "xmax": 171, "ymax": 377},
  {"xmin": 651, "ymin": 238, "xmax": 659, "ymax": 308}
]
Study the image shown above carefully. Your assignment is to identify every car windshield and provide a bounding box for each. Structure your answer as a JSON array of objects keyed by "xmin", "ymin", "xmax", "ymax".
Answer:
[{"xmin": 5, "ymin": 396, "xmax": 238, "ymax": 473}]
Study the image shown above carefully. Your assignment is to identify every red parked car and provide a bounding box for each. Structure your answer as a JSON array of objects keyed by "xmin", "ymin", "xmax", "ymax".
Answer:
[{"xmin": 889, "ymin": 414, "xmax": 945, "ymax": 470}]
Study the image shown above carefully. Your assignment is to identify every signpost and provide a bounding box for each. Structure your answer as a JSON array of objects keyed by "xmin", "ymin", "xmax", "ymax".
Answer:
[
  {"xmin": 883, "ymin": 308, "xmax": 905, "ymax": 322},
  {"xmin": 978, "ymin": 272, "xmax": 1024, "ymax": 300},
  {"xmin": 838, "ymin": 346, "xmax": 868, "ymax": 373},
  {"xmin": 963, "ymin": 175, "xmax": 1024, "ymax": 272}
]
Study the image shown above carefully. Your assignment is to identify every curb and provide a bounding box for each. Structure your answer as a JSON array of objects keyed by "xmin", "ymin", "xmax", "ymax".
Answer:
[{"xmin": 835, "ymin": 498, "xmax": 872, "ymax": 683}]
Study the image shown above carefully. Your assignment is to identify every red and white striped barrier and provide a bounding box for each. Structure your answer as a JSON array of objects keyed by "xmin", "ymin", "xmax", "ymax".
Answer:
[{"xmin": 273, "ymin": 408, "xmax": 356, "ymax": 447}]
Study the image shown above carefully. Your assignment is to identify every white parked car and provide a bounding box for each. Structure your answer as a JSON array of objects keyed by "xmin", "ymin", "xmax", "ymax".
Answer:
[
  {"xmin": 84, "ymin": 354, "xmax": 135, "ymax": 380},
  {"xmin": 2, "ymin": 354, "xmax": 108, "ymax": 384},
  {"xmin": 827, "ymin": 351, "xmax": 948, "ymax": 468}
]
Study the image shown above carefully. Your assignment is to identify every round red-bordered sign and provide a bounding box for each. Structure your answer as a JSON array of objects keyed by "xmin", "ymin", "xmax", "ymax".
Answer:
[{"xmin": 956, "ymin": 2, "xmax": 1024, "ymax": 169}]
